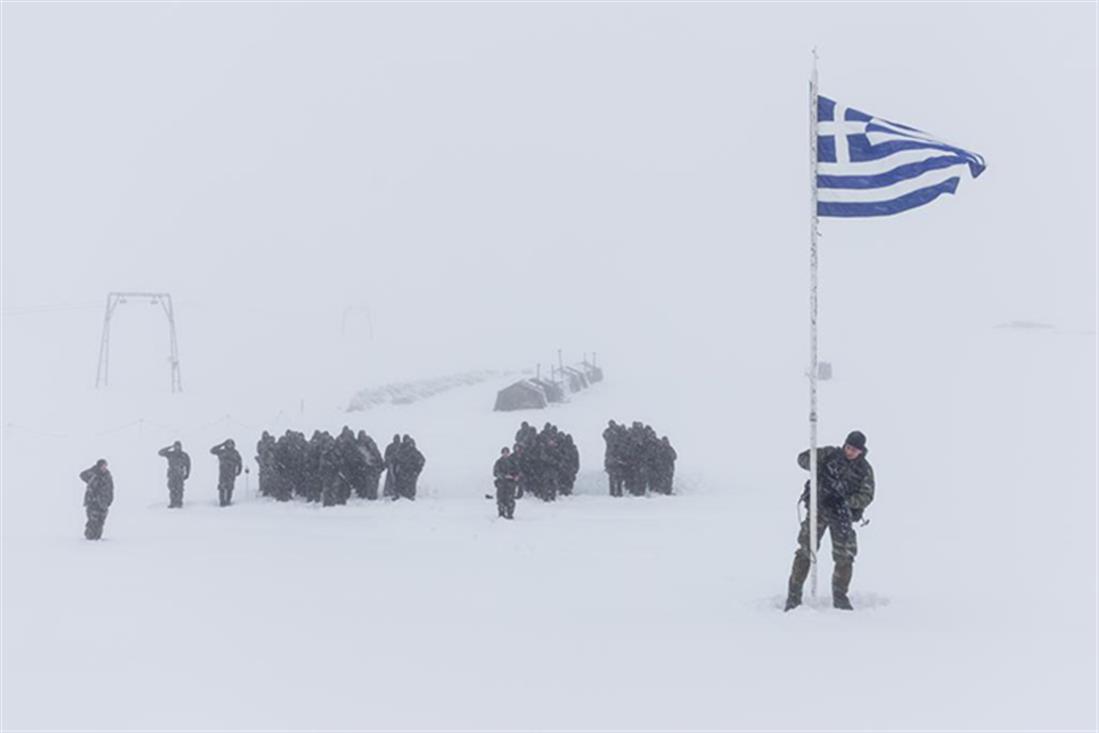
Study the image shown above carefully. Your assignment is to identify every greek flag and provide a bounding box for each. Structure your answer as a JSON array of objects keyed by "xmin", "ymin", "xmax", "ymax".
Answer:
[{"xmin": 816, "ymin": 96, "xmax": 986, "ymax": 218}]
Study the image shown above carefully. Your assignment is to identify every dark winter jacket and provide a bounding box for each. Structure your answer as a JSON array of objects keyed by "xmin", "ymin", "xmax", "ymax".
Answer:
[
  {"xmin": 661, "ymin": 442, "xmax": 677, "ymax": 471},
  {"xmin": 80, "ymin": 466, "xmax": 114, "ymax": 510},
  {"xmin": 562, "ymin": 439, "xmax": 580, "ymax": 477},
  {"xmin": 398, "ymin": 441, "xmax": 425, "ymax": 479},
  {"xmin": 494, "ymin": 454, "xmax": 519, "ymax": 487},
  {"xmin": 359, "ymin": 434, "xmax": 383, "ymax": 471},
  {"xmin": 157, "ymin": 446, "xmax": 191, "ymax": 480},
  {"xmin": 384, "ymin": 440, "xmax": 400, "ymax": 471},
  {"xmin": 603, "ymin": 425, "xmax": 626, "ymax": 469},
  {"xmin": 798, "ymin": 446, "xmax": 875, "ymax": 517},
  {"xmin": 211, "ymin": 442, "xmax": 243, "ymax": 481}
]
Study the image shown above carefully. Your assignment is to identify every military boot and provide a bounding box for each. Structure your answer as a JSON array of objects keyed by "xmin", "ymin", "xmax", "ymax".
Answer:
[
  {"xmin": 784, "ymin": 553, "xmax": 811, "ymax": 611},
  {"xmin": 832, "ymin": 560, "xmax": 854, "ymax": 610}
]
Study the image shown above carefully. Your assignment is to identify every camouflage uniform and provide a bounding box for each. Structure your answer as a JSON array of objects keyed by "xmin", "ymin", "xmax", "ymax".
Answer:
[
  {"xmin": 395, "ymin": 436, "xmax": 425, "ymax": 500},
  {"xmin": 358, "ymin": 431, "xmax": 384, "ymax": 501},
  {"xmin": 382, "ymin": 435, "xmax": 401, "ymax": 499},
  {"xmin": 534, "ymin": 434, "xmax": 558, "ymax": 502},
  {"xmin": 513, "ymin": 445, "xmax": 531, "ymax": 499},
  {"xmin": 320, "ymin": 439, "xmax": 343, "ymax": 507},
  {"xmin": 603, "ymin": 422, "xmax": 626, "ymax": 497},
  {"xmin": 786, "ymin": 444, "xmax": 875, "ymax": 610},
  {"xmin": 623, "ymin": 424, "xmax": 647, "ymax": 496},
  {"xmin": 80, "ymin": 462, "xmax": 114, "ymax": 540},
  {"xmin": 158, "ymin": 443, "xmax": 191, "ymax": 508},
  {"xmin": 654, "ymin": 437, "xmax": 677, "ymax": 495},
  {"xmin": 256, "ymin": 432, "xmax": 276, "ymax": 497},
  {"xmin": 210, "ymin": 439, "xmax": 243, "ymax": 507},
  {"xmin": 560, "ymin": 435, "xmax": 579, "ymax": 496},
  {"xmin": 493, "ymin": 451, "xmax": 519, "ymax": 519}
]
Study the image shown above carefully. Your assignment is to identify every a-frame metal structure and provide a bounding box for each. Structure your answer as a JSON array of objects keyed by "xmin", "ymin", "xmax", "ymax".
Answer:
[{"xmin": 95, "ymin": 292, "xmax": 182, "ymax": 393}]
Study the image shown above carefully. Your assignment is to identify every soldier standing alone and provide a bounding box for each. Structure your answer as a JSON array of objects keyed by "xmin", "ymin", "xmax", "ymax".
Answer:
[
  {"xmin": 210, "ymin": 439, "xmax": 243, "ymax": 507},
  {"xmin": 157, "ymin": 441, "xmax": 191, "ymax": 508},
  {"xmin": 80, "ymin": 459, "xmax": 114, "ymax": 540},
  {"xmin": 493, "ymin": 446, "xmax": 519, "ymax": 519},
  {"xmin": 784, "ymin": 430, "xmax": 875, "ymax": 611}
]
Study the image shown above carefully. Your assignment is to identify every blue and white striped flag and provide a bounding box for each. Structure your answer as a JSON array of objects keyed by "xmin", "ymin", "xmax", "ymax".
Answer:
[{"xmin": 816, "ymin": 96, "xmax": 986, "ymax": 218}]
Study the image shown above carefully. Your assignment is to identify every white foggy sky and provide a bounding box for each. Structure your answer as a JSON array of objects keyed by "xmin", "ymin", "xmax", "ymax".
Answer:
[{"xmin": 1, "ymin": 2, "xmax": 1095, "ymax": 391}]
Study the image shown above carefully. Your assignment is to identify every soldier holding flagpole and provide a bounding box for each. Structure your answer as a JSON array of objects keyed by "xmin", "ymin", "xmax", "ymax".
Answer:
[{"xmin": 786, "ymin": 51, "xmax": 985, "ymax": 610}]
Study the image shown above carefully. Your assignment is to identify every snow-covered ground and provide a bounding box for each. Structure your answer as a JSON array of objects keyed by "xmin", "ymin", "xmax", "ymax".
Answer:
[{"xmin": 2, "ymin": 311, "xmax": 1094, "ymax": 730}]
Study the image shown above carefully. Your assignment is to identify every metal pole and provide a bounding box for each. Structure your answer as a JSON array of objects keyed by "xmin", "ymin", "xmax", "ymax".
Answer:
[
  {"xmin": 808, "ymin": 49, "xmax": 821, "ymax": 598},
  {"xmin": 105, "ymin": 299, "xmax": 113, "ymax": 387},
  {"xmin": 163, "ymin": 294, "xmax": 182, "ymax": 393},
  {"xmin": 95, "ymin": 294, "xmax": 112, "ymax": 388}
]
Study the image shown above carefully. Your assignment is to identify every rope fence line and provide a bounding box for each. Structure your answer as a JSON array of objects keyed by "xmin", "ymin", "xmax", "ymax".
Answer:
[
  {"xmin": 5, "ymin": 407, "xmax": 319, "ymax": 445},
  {"xmin": 4, "ymin": 422, "xmax": 72, "ymax": 439},
  {"xmin": 1, "ymin": 302, "xmax": 102, "ymax": 318}
]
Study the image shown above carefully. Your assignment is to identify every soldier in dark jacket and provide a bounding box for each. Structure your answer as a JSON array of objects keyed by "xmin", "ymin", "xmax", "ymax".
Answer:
[
  {"xmin": 357, "ymin": 431, "xmax": 384, "ymax": 500},
  {"xmin": 210, "ymin": 439, "xmax": 243, "ymax": 507},
  {"xmin": 493, "ymin": 446, "xmax": 519, "ymax": 519},
  {"xmin": 334, "ymin": 426, "xmax": 356, "ymax": 504},
  {"xmin": 512, "ymin": 444, "xmax": 529, "ymax": 499},
  {"xmin": 603, "ymin": 420, "xmax": 625, "ymax": 497},
  {"xmin": 270, "ymin": 432, "xmax": 295, "ymax": 502},
  {"xmin": 80, "ymin": 459, "xmax": 114, "ymax": 540},
  {"xmin": 515, "ymin": 421, "xmax": 536, "ymax": 451},
  {"xmin": 654, "ymin": 436, "xmax": 677, "ymax": 495},
  {"xmin": 343, "ymin": 429, "xmax": 367, "ymax": 500},
  {"xmin": 623, "ymin": 422, "xmax": 647, "ymax": 496},
  {"xmin": 396, "ymin": 435, "xmax": 425, "ymax": 500},
  {"xmin": 560, "ymin": 434, "xmax": 580, "ymax": 496},
  {"xmin": 303, "ymin": 431, "xmax": 325, "ymax": 502},
  {"xmin": 319, "ymin": 435, "xmax": 343, "ymax": 507},
  {"xmin": 157, "ymin": 441, "xmax": 191, "ymax": 508},
  {"xmin": 256, "ymin": 432, "xmax": 276, "ymax": 498},
  {"xmin": 382, "ymin": 434, "xmax": 401, "ymax": 499},
  {"xmin": 785, "ymin": 430, "xmax": 875, "ymax": 612},
  {"xmin": 534, "ymin": 431, "xmax": 558, "ymax": 502},
  {"xmin": 642, "ymin": 425, "xmax": 661, "ymax": 493}
]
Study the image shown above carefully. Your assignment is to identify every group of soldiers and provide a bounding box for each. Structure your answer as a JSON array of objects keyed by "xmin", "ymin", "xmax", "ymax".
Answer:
[
  {"xmin": 255, "ymin": 429, "xmax": 425, "ymax": 505},
  {"xmin": 513, "ymin": 421, "xmax": 580, "ymax": 501},
  {"xmin": 81, "ymin": 424, "xmax": 880, "ymax": 612},
  {"xmin": 492, "ymin": 421, "xmax": 580, "ymax": 519},
  {"xmin": 150, "ymin": 429, "xmax": 426, "ymax": 512},
  {"xmin": 602, "ymin": 420, "xmax": 677, "ymax": 496}
]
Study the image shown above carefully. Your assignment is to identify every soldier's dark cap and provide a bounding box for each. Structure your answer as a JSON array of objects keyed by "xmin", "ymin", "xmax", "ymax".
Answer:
[
  {"xmin": 844, "ymin": 431, "xmax": 867, "ymax": 452},
  {"xmin": 96, "ymin": 458, "xmax": 108, "ymax": 467}
]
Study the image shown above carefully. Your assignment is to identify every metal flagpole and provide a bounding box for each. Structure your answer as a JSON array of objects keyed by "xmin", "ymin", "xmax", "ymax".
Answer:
[{"xmin": 808, "ymin": 49, "xmax": 821, "ymax": 598}]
